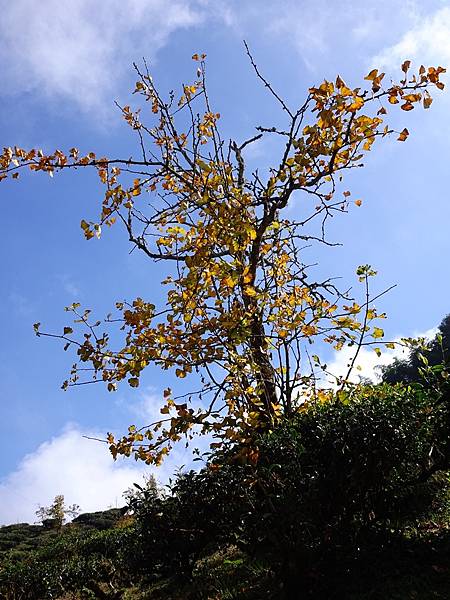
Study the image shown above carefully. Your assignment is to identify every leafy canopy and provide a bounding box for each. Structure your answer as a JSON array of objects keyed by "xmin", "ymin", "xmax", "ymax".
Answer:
[{"xmin": 1, "ymin": 52, "xmax": 445, "ymax": 464}]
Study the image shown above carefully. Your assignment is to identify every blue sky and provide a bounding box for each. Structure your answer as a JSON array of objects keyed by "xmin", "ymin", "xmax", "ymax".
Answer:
[{"xmin": 1, "ymin": 0, "xmax": 450, "ymax": 523}]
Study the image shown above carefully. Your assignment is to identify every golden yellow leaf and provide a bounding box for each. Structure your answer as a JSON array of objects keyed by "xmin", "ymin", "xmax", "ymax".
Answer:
[
  {"xmin": 397, "ymin": 128, "xmax": 409, "ymax": 141},
  {"xmin": 365, "ymin": 68, "xmax": 378, "ymax": 81},
  {"xmin": 340, "ymin": 85, "xmax": 353, "ymax": 97},
  {"xmin": 348, "ymin": 96, "xmax": 364, "ymax": 111},
  {"xmin": 244, "ymin": 286, "xmax": 257, "ymax": 297},
  {"xmin": 372, "ymin": 327, "xmax": 384, "ymax": 339},
  {"xmin": 403, "ymin": 94, "xmax": 421, "ymax": 102}
]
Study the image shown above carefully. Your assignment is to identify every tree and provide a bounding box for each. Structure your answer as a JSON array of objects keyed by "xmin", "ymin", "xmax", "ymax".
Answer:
[
  {"xmin": 0, "ymin": 52, "xmax": 445, "ymax": 464},
  {"xmin": 382, "ymin": 313, "xmax": 450, "ymax": 384},
  {"xmin": 123, "ymin": 473, "xmax": 159, "ymax": 508},
  {"xmin": 35, "ymin": 494, "xmax": 80, "ymax": 529}
]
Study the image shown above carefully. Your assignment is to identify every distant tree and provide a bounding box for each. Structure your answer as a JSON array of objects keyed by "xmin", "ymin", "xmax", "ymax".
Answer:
[
  {"xmin": 1, "ymin": 52, "xmax": 445, "ymax": 464},
  {"xmin": 123, "ymin": 473, "xmax": 159, "ymax": 508},
  {"xmin": 382, "ymin": 314, "xmax": 450, "ymax": 384},
  {"xmin": 35, "ymin": 494, "xmax": 80, "ymax": 529}
]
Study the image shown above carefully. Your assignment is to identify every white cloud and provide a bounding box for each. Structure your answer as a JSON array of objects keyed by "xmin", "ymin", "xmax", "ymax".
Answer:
[
  {"xmin": 373, "ymin": 6, "xmax": 450, "ymax": 70},
  {"xmin": 0, "ymin": 423, "xmax": 194, "ymax": 525},
  {"xmin": 2, "ymin": 0, "xmax": 439, "ymax": 117},
  {"xmin": 325, "ymin": 327, "xmax": 437, "ymax": 385},
  {"xmin": 325, "ymin": 341, "xmax": 407, "ymax": 385},
  {"xmin": 262, "ymin": 0, "xmax": 422, "ymax": 73},
  {"xmin": 126, "ymin": 388, "xmax": 165, "ymax": 424},
  {"xmin": 0, "ymin": 0, "xmax": 221, "ymax": 114}
]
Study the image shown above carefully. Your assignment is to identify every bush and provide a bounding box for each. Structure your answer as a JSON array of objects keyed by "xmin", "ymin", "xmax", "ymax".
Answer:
[
  {"xmin": 130, "ymin": 381, "xmax": 449, "ymax": 596},
  {"xmin": 72, "ymin": 507, "xmax": 125, "ymax": 530},
  {"xmin": 0, "ymin": 525, "xmax": 137, "ymax": 599},
  {"xmin": 1, "ymin": 381, "xmax": 448, "ymax": 599},
  {"xmin": 244, "ymin": 384, "xmax": 447, "ymax": 582}
]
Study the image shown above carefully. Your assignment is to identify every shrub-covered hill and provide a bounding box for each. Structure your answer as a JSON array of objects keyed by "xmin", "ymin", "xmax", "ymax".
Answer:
[
  {"xmin": 0, "ymin": 516, "xmax": 449, "ymax": 599},
  {"xmin": 0, "ymin": 382, "xmax": 449, "ymax": 599},
  {"xmin": 0, "ymin": 523, "xmax": 47, "ymax": 557},
  {"xmin": 0, "ymin": 508, "xmax": 124, "ymax": 560}
]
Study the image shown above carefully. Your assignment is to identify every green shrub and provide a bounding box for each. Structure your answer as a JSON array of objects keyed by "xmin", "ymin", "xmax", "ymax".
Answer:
[
  {"xmin": 0, "ymin": 525, "xmax": 137, "ymax": 599},
  {"xmin": 1, "ymin": 381, "xmax": 448, "ymax": 599},
  {"xmin": 130, "ymin": 381, "xmax": 449, "ymax": 596}
]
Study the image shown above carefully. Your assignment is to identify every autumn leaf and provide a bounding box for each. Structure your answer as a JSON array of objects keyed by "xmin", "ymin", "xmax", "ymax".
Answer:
[
  {"xmin": 397, "ymin": 128, "xmax": 409, "ymax": 141},
  {"xmin": 348, "ymin": 96, "xmax": 364, "ymax": 111},
  {"xmin": 2, "ymin": 55, "xmax": 444, "ymax": 465},
  {"xmin": 365, "ymin": 68, "xmax": 378, "ymax": 81},
  {"xmin": 423, "ymin": 93, "xmax": 433, "ymax": 109},
  {"xmin": 373, "ymin": 327, "xmax": 384, "ymax": 339},
  {"xmin": 401, "ymin": 60, "xmax": 411, "ymax": 73}
]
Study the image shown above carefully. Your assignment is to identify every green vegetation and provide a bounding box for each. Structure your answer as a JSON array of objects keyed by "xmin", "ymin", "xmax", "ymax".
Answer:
[
  {"xmin": 382, "ymin": 314, "xmax": 450, "ymax": 385},
  {"xmin": 1, "ymin": 373, "xmax": 449, "ymax": 599}
]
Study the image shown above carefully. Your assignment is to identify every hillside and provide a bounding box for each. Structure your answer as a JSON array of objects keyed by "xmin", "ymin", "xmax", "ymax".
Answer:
[{"xmin": 0, "ymin": 503, "xmax": 449, "ymax": 599}]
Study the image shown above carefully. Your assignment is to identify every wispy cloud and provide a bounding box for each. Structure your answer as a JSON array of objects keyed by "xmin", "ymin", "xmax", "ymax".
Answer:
[
  {"xmin": 2, "ymin": 0, "xmax": 439, "ymax": 117},
  {"xmin": 0, "ymin": 0, "xmax": 225, "ymax": 114},
  {"xmin": 8, "ymin": 291, "xmax": 35, "ymax": 318},
  {"xmin": 258, "ymin": 0, "xmax": 422, "ymax": 73},
  {"xmin": 126, "ymin": 388, "xmax": 165, "ymax": 423},
  {"xmin": 219, "ymin": 0, "xmax": 446, "ymax": 82},
  {"xmin": 373, "ymin": 6, "xmax": 450, "ymax": 70},
  {"xmin": 58, "ymin": 274, "xmax": 81, "ymax": 298}
]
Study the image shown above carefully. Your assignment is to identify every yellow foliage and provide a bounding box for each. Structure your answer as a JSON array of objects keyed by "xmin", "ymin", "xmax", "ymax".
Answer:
[{"xmin": 2, "ymin": 55, "xmax": 445, "ymax": 464}]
